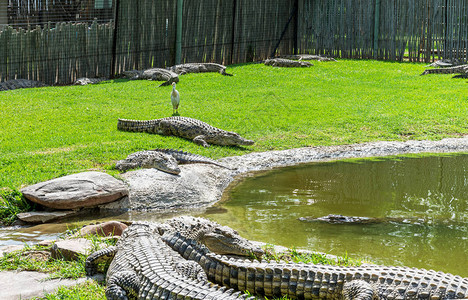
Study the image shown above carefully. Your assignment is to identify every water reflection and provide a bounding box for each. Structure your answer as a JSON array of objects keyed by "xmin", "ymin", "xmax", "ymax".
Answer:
[{"xmin": 201, "ymin": 153, "xmax": 468, "ymax": 277}]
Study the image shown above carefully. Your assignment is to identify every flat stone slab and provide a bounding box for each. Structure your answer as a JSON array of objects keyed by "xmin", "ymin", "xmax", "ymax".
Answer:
[
  {"xmin": 0, "ymin": 271, "xmax": 103, "ymax": 300},
  {"xmin": 21, "ymin": 171, "xmax": 128, "ymax": 209},
  {"xmin": 17, "ymin": 210, "xmax": 77, "ymax": 223},
  {"xmin": 51, "ymin": 238, "xmax": 104, "ymax": 261}
]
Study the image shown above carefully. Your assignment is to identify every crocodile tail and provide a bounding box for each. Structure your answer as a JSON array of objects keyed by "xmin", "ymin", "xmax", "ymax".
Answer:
[{"xmin": 117, "ymin": 119, "xmax": 160, "ymax": 133}]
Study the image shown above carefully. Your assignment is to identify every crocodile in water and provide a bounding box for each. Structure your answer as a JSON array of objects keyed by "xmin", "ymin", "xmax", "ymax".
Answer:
[
  {"xmin": 123, "ymin": 68, "xmax": 179, "ymax": 86},
  {"xmin": 85, "ymin": 222, "xmax": 254, "ymax": 300},
  {"xmin": 298, "ymin": 214, "xmax": 452, "ymax": 226},
  {"xmin": 117, "ymin": 116, "xmax": 254, "ymax": 147},
  {"xmin": 264, "ymin": 58, "xmax": 313, "ymax": 68},
  {"xmin": 115, "ymin": 148, "xmax": 231, "ymax": 174},
  {"xmin": 167, "ymin": 63, "xmax": 233, "ymax": 76},
  {"xmin": 161, "ymin": 217, "xmax": 468, "ymax": 300}
]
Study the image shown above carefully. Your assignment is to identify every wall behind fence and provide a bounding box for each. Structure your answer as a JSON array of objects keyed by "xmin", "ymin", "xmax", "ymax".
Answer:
[
  {"xmin": 0, "ymin": 0, "xmax": 467, "ymax": 84},
  {"xmin": 0, "ymin": 21, "xmax": 113, "ymax": 83}
]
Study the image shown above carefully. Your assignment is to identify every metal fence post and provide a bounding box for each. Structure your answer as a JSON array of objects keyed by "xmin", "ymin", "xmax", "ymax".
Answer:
[
  {"xmin": 293, "ymin": 0, "xmax": 298, "ymax": 54},
  {"xmin": 230, "ymin": 0, "xmax": 237, "ymax": 65},
  {"xmin": 373, "ymin": 0, "xmax": 380, "ymax": 59},
  {"xmin": 175, "ymin": 0, "xmax": 183, "ymax": 65},
  {"xmin": 110, "ymin": 0, "xmax": 120, "ymax": 78}
]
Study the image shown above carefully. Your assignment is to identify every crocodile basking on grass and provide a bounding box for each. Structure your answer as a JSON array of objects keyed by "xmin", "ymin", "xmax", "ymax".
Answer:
[
  {"xmin": 161, "ymin": 217, "xmax": 468, "ymax": 300},
  {"xmin": 424, "ymin": 59, "xmax": 465, "ymax": 68},
  {"xmin": 167, "ymin": 63, "xmax": 233, "ymax": 76},
  {"xmin": 421, "ymin": 64, "xmax": 468, "ymax": 77},
  {"xmin": 117, "ymin": 116, "xmax": 254, "ymax": 147},
  {"xmin": 264, "ymin": 58, "xmax": 313, "ymax": 68},
  {"xmin": 123, "ymin": 68, "xmax": 180, "ymax": 86},
  {"xmin": 0, "ymin": 79, "xmax": 47, "ymax": 91},
  {"xmin": 115, "ymin": 148, "xmax": 231, "ymax": 174},
  {"xmin": 278, "ymin": 54, "xmax": 337, "ymax": 62},
  {"xmin": 85, "ymin": 222, "xmax": 254, "ymax": 300}
]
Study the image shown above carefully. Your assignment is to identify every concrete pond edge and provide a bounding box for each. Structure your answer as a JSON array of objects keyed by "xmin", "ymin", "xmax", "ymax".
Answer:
[{"xmin": 103, "ymin": 136, "xmax": 468, "ymax": 212}]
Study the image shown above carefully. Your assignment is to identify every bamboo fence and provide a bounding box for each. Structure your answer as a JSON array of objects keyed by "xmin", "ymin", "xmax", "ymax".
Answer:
[
  {"xmin": 298, "ymin": 0, "xmax": 467, "ymax": 62},
  {"xmin": 0, "ymin": 0, "xmax": 467, "ymax": 84}
]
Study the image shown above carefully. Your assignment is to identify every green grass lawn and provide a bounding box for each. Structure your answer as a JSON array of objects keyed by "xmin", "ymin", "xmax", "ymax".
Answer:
[{"xmin": 0, "ymin": 60, "xmax": 466, "ymax": 189}]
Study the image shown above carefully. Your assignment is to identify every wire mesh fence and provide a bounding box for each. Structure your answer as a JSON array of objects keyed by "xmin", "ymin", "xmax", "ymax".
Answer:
[{"xmin": 0, "ymin": 0, "xmax": 466, "ymax": 84}]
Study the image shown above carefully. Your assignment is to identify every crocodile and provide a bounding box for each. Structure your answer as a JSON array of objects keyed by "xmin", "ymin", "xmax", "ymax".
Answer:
[
  {"xmin": 421, "ymin": 64, "xmax": 468, "ymax": 76},
  {"xmin": 0, "ymin": 79, "xmax": 47, "ymax": 91},
  {"xmin": 115, "ymin": 148, "xmax": 231, "ymax": 174},
  {"xmin": 278, "ymin": 54, "xmax": 337, "ymax": 62},
  {"xmin": 299, "ymin": 214, "xmax": 441, "ymax": 226},
  {"xmin": 264, "ymin": 58, "xmax": 313, "ymax": 68},
  {"xmin": 161, "ymin": 217, "xmax": 468, "ymax": 300},
  {"xmin": 74, "ymin": 77, "xmax": 108, "ymax": 85},
  {"xmin": 424, "ymin": 58, "xmax": 465, "ymax": 68},
  {"xmin": 123, "ymin": 68, "xmax": 179, "ymax": 86},
  {"xmin": 85, "ymin": 222, "xmax": 253, "ymax": 300},
  {"xmin": 157, "ymin": 216, "xmax": 264, "ymax": 258},
  {"xmin": 117, "ymin": 117, "xmax": 254, "ymax": 147},
  {"xmin": 167, "ymin": 63, "xmax": 233, "ymax": 76}
]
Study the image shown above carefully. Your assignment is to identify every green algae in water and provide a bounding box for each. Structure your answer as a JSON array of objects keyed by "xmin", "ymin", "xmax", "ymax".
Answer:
[{"xmin": 202, "ymin": 153, "xmax": 468, "ymax": 277}]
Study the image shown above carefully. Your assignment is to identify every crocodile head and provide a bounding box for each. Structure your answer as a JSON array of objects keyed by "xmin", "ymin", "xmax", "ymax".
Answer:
[
  {"xmin": 212, "ymin": 131, "xmax": 255, "ymax": 147},
  {"xmin": 162, "ymin": 216, "xmax": 264, "ymax": 258},
  {"xmin": 149, "ymin": 152, "xmax": 181, "ymax": 174}
]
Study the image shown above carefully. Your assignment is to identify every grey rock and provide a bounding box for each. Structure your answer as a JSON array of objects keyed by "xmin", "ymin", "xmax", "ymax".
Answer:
[
  {"xmin": 114, "ymin": 164, "xmax": 232, "ymax": 211},
  {"xmin": 17, "ymin": 210, "xmax": 77, "ymax": 223},
  {"xmin": 0, "ymin": 245, "xmax": 25, "ymax": 256},
  {"xmin": 75, "ymin": 221, "xmax": 128, "ymax": 237},
  {"xmin": 21, "ymin": 171, "xmax": 128, "ymax": 210},
  {"xmin": 51, "ymin": 238, "xmax": 104, "ymax": 261}
]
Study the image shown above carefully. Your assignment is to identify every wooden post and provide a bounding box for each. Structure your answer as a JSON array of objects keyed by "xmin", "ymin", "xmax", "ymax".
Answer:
[
  {"xmin": 0, "ymin": 0, "xmax": 7, "ymax": 31},
  {"xmin": 373, "ymin": 0, "xmax": 380, "ymax": 59}
]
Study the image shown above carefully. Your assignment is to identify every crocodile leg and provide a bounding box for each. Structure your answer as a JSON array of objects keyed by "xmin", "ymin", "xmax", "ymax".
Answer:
[
  {"xmin": 343, "ymin": 280, "xmax": 376, "ymax": 300},
  {"xmin": 175, "ymin": 260, "xmax": 208, "ymax": 281},
  {"xmin": 193, "ymin": 135, "xmax": 210, "ymax": 147},
  {"xmin": 106, "ymin": 270, "xmax": 140, "ymax": 300},
  {"xmin": 85, "ymin": 246, "xmax": 118, "ymax": 276}
]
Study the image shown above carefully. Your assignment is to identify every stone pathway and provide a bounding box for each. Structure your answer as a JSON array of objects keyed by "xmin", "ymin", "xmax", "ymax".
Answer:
[{"xmin": 0, "ymin": 271, "xmax": 103, "ymax": 300}]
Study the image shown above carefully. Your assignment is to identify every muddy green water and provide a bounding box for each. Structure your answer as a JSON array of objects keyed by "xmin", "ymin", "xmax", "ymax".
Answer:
[{"xmin": 201, "ymin": 153, "xmax": 468, "ymax": 277}]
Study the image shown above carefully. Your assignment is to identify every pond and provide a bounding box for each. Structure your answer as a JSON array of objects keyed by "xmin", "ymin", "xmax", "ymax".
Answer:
[
  {"xmin": 201, "ymin": 153, "xmax": 468, "ymax": 277},
  {"xmin": 2, "ymin": 153, "xmax": 468, "ymax": 278}
]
